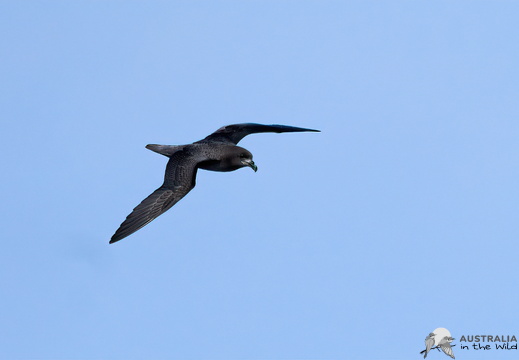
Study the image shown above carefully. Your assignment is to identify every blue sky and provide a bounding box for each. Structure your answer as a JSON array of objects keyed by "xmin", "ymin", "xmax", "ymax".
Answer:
[{"xmin": 1, "ymin": 1, "xmax": 518, "ymax": 359}]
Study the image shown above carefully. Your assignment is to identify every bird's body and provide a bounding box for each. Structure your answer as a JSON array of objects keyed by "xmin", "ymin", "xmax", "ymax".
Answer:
[
  {"xmin": 424, "ymin": 333, "xmax": 435, "ymax": 358},
  {"xmin": 110, "ymin": 123, "xmax": 319, "ymax": 243}
]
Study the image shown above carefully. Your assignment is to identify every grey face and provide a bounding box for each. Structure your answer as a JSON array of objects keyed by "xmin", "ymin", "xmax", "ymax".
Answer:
[{"xmin": 238, "ymin": 150, "xmax": 257, "ymax": 172}]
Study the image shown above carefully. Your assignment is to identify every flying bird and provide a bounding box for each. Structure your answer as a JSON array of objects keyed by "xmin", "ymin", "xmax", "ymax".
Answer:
[
  {"xmin": 110, "ymin": 123, "xmax": 320, "ymax": 243},
  {"xmin": 424, "ymin": 332, "xmax": 436, "ymax": 358}
]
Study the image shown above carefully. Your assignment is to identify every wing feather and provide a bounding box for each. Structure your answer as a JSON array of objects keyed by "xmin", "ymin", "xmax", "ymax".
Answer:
[
  {"xmin": 110, "ymin": 150, "xmax": 199, "ymax": 243},
  {"xmin": 196, "ymin": 123, "xmax": 320, "ymax": 145},
  {"xmin": 440, "ymin": 343, "xmax": 455, "ymax": 359},
  {"xmin": 424, "ymin": 337, "xmax": 435, "ymax": 357}
]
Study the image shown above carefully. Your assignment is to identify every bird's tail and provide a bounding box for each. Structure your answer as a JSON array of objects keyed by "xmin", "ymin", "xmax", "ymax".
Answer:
[{"xmin": 145, "ymin": 144, "xmax": 184, "ymax": 157}]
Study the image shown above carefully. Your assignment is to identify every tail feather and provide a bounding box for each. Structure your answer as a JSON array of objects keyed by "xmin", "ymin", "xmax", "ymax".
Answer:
[{"xmin": 145, "ymin": 144, "xmax": 184, "ymax": 157}]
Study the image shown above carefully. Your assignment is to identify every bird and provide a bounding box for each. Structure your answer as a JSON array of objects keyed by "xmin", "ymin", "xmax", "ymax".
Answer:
[
  {"xmin": 109, "ymin": 123, "xmax": 320, "ymax": 243},
  {"xmin": 424, "ymin": 332, "xmax": 436, "ymax": 358},
  {"xmin": 438, "ymin": 336, "xmax": 455, "ymax": 359}
]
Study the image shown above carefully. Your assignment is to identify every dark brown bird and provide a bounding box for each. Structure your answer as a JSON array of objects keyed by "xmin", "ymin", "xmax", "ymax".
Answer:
[{"xmin": 110, "ymin": 123, "xmax": 320, "ymax": 243}]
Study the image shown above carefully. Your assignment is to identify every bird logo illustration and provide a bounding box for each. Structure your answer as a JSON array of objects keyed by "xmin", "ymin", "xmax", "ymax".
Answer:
[{"xmin": 420, "ymin": 328, "xmax": 455, "ymax": 359}]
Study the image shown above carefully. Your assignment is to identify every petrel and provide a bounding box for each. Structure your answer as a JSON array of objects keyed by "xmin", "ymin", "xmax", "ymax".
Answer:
[{"xmin": 109, "ymin": 123, "xmax": 320, "ymax": 243}]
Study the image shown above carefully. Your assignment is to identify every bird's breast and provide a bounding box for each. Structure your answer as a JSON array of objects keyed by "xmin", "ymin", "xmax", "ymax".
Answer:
[{"xmin": 198, "ymin": 160, "xmax": 242, "ymax": 172}]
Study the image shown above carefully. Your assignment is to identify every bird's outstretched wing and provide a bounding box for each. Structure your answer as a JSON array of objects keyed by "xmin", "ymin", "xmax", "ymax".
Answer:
[
  {"xmin": 440, "ymin": 343, "xmax": 455, "ymax": 359},
  {"xmin": 196, "ymin": 123, "xmax": 320, "ymax": 145},
  {"xmin": 110, "ymin": 150, "xmax": 199, "ymax": 243}
]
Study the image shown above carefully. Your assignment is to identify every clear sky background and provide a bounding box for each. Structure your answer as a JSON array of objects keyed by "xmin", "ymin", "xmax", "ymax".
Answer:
[{"xmin": 1, "ymin": 1, "xmax": 518, "ymax": 359}]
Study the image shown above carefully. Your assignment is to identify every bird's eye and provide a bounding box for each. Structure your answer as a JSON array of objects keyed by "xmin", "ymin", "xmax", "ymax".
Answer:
[{"xmin": 239, "ymin": 153, "xmax": 246, "ymax": 158}]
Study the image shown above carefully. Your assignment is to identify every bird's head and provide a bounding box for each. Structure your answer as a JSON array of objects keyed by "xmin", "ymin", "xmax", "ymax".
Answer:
[
  {"xmin": 237, "ymin": 148, "xmax": 257, "ymax": 172},
  {"xmin": 440, "ymin": 336, "xmax": 454, "ymax": 343},
  {"xmin": 217, "ymin": 146, "xmax": 257, "ymax": 172}
]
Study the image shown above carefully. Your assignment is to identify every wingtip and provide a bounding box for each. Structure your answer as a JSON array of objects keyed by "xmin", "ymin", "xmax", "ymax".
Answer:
[
  {"xmin": 288, "ymin": 125, "xmax": 320, "ymax": 133},
  {"xmin": 109, "ymin": 237, "xmax": 119, "ymax": 244},
  {"xmin": 298, "ymin": 128, "xmax": 320, "ymax": 133},
  {"xmin": 273, "ymin": 125, "xmax": 321, "ymax": 133}
]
